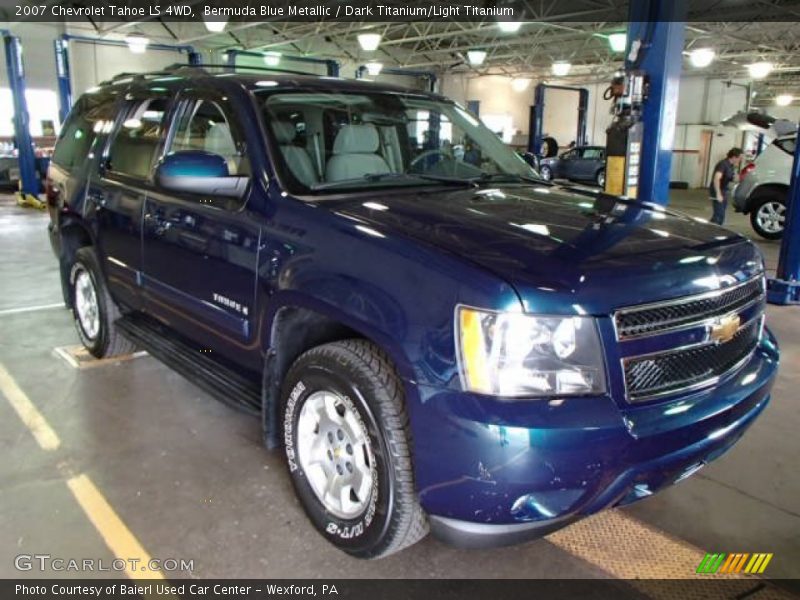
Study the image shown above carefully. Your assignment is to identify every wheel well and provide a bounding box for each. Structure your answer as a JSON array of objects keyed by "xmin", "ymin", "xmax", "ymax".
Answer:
[
  {"xmin": 749, "ymin": 184, "xmax": 789, "ymax": 208},
  {"xmin": 59, "ymin": 220, "xmax": 93, "ymax": 307},
  {"xmin": 262, "ymin": 306, "xmax": 364, "ymax": 449}
]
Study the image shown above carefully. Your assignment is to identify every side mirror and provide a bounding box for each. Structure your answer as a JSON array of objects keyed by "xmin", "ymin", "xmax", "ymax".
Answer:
[{"xmin": 155, "ymin": 150, "xmax": 248, "ymax": 199}]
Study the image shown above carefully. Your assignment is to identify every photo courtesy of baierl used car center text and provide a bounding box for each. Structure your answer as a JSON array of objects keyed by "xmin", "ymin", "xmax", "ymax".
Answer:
[{"xmin": 0, "ymin": 0, "xmax": 798, "ymax": 598}]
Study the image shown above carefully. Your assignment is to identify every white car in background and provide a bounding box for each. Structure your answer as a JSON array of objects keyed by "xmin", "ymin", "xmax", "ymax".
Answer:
[{"xmin": 734, "ymin": 133, "xmax": 796, "ymax": 240}]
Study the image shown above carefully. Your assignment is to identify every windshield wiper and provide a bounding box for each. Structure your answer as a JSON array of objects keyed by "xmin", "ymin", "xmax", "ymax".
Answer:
[
  {"xmin": 311, "ymin": 172, "xmax": 478, "ymax": 191},
  {"xmin": 469, "ymin": 173, "xmax": 545, "ymax": 186}
]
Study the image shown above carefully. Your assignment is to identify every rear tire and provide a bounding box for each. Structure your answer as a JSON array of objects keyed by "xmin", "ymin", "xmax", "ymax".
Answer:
[
  {"xmin": 69, "ymin": 247, "xmax": 136, "ymax": 358},
  {"xmin": 281, "ymin": 339, "xmax": 428, "ymax": 558},
  {"xmin": 750, "ymin": 195, "xmax": 785, "ymax": 240}
]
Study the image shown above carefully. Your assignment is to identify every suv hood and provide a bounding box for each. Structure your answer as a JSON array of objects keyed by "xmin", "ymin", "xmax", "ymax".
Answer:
[{"xmin": 331, "ymin": 184, "xmax": 763, "ymax": 315}]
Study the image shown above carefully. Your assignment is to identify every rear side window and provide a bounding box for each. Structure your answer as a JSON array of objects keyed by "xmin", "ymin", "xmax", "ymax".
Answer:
[
  {"xmin": 106, "ymin": 98, "xmax": 169, "ymax": 180},
  {"xmin": 582, "ymin": 148, "xmax": 603, "ymax": 159},
  {"xmin": 774, "ymin": 137, "xmax": 796, "ymax": 156},
  {"xmin": 51, "ymin": 92, "xmax": 117, "ymax": 171}
]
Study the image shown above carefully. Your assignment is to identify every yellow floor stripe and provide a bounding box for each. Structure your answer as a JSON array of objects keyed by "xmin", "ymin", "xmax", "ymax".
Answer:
[
  {"xmin": 0, "ymin": 362, "xmax": 60, "ymax": 450},
  {"xmin": 66, "ymin": 474, "xmax": 164, "ymax": 580},
  {"xmin": 547, "ymin": 510, "xmax": 792, "ymax": 599}
]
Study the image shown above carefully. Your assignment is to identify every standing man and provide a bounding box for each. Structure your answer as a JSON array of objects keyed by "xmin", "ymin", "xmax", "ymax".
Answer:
[{"xmin": 709, "ymin": 148, "xmax": 743, "ymax": 225}]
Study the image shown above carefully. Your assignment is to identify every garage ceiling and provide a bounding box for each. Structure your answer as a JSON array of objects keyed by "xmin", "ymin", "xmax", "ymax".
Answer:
[{"xmin": 54, "ymin": 0, "xmax": 800, "ymax": 105}]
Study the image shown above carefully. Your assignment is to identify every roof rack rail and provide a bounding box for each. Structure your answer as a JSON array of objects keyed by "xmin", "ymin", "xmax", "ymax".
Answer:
[{"xmin": 163, "ymin": 63, "xmax": 325, "ymax": 77}]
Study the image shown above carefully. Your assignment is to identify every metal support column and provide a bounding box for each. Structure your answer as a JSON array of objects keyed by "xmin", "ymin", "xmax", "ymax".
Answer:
[
  {"xmin": 767, "ymin": 121, "xmax": 800, "ymax": 304},
  {"xmin": 528, "ymin": 83, "xmax": 545, "ymax": 154},
  {"xmin": 528, "ymin": 83, "xmax": 588, "ymax": 154},
  {"xmin": 3, "ymin": 32, "xmax": 41, "ymax": 205},
  {"xmin": 626, "ymin": 1, "xmax": 687, "ymax": 205},
  {"xmin": 54, "ymin": 38, "xmax": 72, "ymax": 125}
]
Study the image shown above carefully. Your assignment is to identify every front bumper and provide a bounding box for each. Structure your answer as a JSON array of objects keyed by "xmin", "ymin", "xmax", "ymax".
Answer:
[{"xmin": 412, "ymin": 330, "xmax": 778, "ymax": 548}]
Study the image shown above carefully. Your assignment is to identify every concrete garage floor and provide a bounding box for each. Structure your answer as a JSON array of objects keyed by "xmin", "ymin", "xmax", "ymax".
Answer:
[{"xmin": 0, "ymin": 189, "xmax": 798, "ymax": 586}]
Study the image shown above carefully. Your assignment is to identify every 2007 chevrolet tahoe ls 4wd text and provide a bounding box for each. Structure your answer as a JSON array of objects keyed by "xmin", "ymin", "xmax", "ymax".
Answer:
[{"xmin": 47, "ymin": 66, "xmax": 778, "ymax": 558}]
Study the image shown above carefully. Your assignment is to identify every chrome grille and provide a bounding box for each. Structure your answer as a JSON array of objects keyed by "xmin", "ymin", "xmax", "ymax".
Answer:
[
  {"xmin": 623, "ymin": 317, "xmax": 762, "ymax": 402},
  {"xmin": 614, "ymin": 277, "xmax": 765, "ymax": 340}
]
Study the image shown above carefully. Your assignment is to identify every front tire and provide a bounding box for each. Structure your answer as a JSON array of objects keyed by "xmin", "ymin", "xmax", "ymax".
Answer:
[
  {"xmin": 750, "ymin": 195, "xmax": 785, "ymax": 240},
  {"xmin": 281, "ymin": 339, "xmax": 428, "ymax": 558},
  {"xmin": 69, "ymin": 247, "xmax": 136, "ymax": 358},
  {"xmin": 596, "ymin": 169, "xmax": 606, "ymax": 188}
]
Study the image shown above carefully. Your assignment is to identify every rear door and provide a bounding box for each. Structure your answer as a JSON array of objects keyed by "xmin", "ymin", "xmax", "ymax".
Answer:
[
  {"xmin": 141, "ymin": 90, "xmax": 261, "ymax": 368},
  {"xmin": 91, "ymin": 92, "xmax": 173, "ymax": 311}
]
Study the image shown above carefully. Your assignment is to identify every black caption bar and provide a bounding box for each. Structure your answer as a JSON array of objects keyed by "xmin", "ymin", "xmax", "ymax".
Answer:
[
  {"xmin": 1, "ymin": 0, "xmax": 799, "ymax": 22},
  {"xmin": 5, "ymin": 579, "xmax": 799, "ymax": 600}
]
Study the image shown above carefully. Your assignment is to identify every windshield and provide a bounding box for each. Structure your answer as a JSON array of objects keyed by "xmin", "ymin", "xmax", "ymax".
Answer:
[{"xmin": 258, "ymin": 90, "xmax": 540, "ymax": 194}]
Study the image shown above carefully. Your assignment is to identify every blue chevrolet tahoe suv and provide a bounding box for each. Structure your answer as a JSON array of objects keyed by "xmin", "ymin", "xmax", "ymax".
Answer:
[{"xmin": 46, "ymin": 66, "xmax": 779, "ymax": 558}]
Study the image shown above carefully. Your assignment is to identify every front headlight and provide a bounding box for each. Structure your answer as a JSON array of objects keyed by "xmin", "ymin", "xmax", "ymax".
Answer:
[{"xmin": 456, "ymin": 306, "xmax": 607, "ymax": 397}]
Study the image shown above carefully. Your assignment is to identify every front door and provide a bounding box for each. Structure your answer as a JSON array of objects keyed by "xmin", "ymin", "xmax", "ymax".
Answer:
[
  {"xmin": 141, "ymin": 92, "xmax": 261, "ymax": 369},
  {"xmin": 93, "ymin": 93, "xmax": 172, "ymax": 311}
]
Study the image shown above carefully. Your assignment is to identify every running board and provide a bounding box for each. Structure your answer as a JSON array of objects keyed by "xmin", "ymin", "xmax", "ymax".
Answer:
[{"xmin": 116, "ymin": 313, "xmax": 261, "ymax": 416}]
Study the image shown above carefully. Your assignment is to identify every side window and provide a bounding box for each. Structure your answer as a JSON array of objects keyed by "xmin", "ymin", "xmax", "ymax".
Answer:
[
  {"xmin": 169, "ymin": 99, "xmax": 250, "ymax": 176},
  {"xmin": 51, "ymin": 93, "xmax": 117, "ymax": 171},
  {"xmin": 583, "ymin": 148, "xmax": 603, "ymax": 159},
  {"xmin": 562, "ymin": 150, "xmax": 578, "ymax": 160},
  {"xmin": 106, "ymin": 98, "xmax": 169, "ymax": 180}
]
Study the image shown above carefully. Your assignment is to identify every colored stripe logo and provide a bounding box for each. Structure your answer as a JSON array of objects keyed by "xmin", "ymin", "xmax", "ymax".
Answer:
[{"xmin": 697, "ymin": 553, "xmax": 773, "ymax": 574}]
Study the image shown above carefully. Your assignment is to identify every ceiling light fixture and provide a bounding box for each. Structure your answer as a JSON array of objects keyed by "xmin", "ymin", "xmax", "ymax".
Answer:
[
  {"xmin": 365, "ymin": 62, "xmax": 383, "ymax": 76},
  {"xmin": 467, "ymin": 50, "xmax": 487, "ymax": 66},
  {"xmin": 689, "ymin": 47, "xmax": 715, "ymax": 68},
  {"xmin": 357, "ymin": 33, "xmax": 382, "ymax": 51},
  {"xmin": 776, "ymin": 94, "xmax": 794, "ymax": 106},
  {"xmin": 748, "ymin": 61, "xmax": 773, "ymax": 79},
  {"xmin": 551, "ymin": 61, "xmax": 572, "ymax": 77},
  {"xmin": 203, "ymin": 16, "xmax": 227, "ymax": 33},
  {"xmin": 608, "ymin": 33, "xmax": 627, "ymax": 53},
  {"xmin": 125, "ymin": 34, "xmax": 149, "ymax": 54},
  {"xmin": 497, "ymin": 22, "xmax": 522, "ymax": 33},
  {"xmin": 263, "ymin": 51, "xmax": 281, "ymax": 67}
]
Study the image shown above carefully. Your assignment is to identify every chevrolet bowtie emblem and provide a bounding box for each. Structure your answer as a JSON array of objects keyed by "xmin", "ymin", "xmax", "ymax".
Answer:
[{"xmin": 709, "ymin": 314, "xmax": 741, "ymax": 344}]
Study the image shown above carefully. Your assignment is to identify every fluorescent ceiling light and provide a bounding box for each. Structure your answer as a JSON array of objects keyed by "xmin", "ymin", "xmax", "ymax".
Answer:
[
  {"xmin": 776, "ymin": 94, "xmax": 794, "ymax": 106},
  {"xmin": 551, "ymin": 61, "xmax": 572, "ymax": 77},
  {"xmin": 125, "ymin": 34, "xmax": 149, "ymax": 54},
  {"xmin": 263, "ymin": 52, "xmax": 281, "ymax": 67},
  {"xmin": 357, "ymin": 33, "xmax": 382, "ymax": 51},
  {"xmin": 467, "ymin": 50, "xmax": 487, "ymax": 66},
  {"xmin": 497, "ymin": 22, "xmax": 522, "ymax": 33},
  {"xmin": 689, "ymin": 47, "xmax": 715, "ymax": 68},
  {"xmin": 203, "ymin": 16, "xmax": 227, "ymax": 33},
  {"xmin": 511, "ymin": 78, "xmax": 531, "ymax": 92},
  {"xmin": 365, "ymin": 62, "xmax": 383, "ymax": 76},
  {"xmin": 748, "ymin": 61, "xmax": 773, "ymax": 79},
  {"xmin": 608, "ymin": 33, "xmax": 627, "ymax": 53}
]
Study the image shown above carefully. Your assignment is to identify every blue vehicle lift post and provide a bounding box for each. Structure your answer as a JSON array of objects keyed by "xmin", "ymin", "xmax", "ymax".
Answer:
[
  {"xmin": 225, "ymin": 49, "xmax": 339, "ymax": 77},
  {"xmin": 767, "ymin": 122, "xmax": 800, "ymax": 304},
  {"xmin": 625, "ymin": 1, "xmax": 687, "ymax": 205},
  {"xmin": 528, "ymin": 83, "xmax": 589, "ymax": 155},
  {"xmin": 2, "ymin": 30, "xmax": 41, "ymax": 206},
  {"xmin": 354, "ymin": 65, "xmax": 437, "ymax": 93},
  {"xmin": 53, "ymin": 34, "xmax": 201, "ymax": 124}
]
